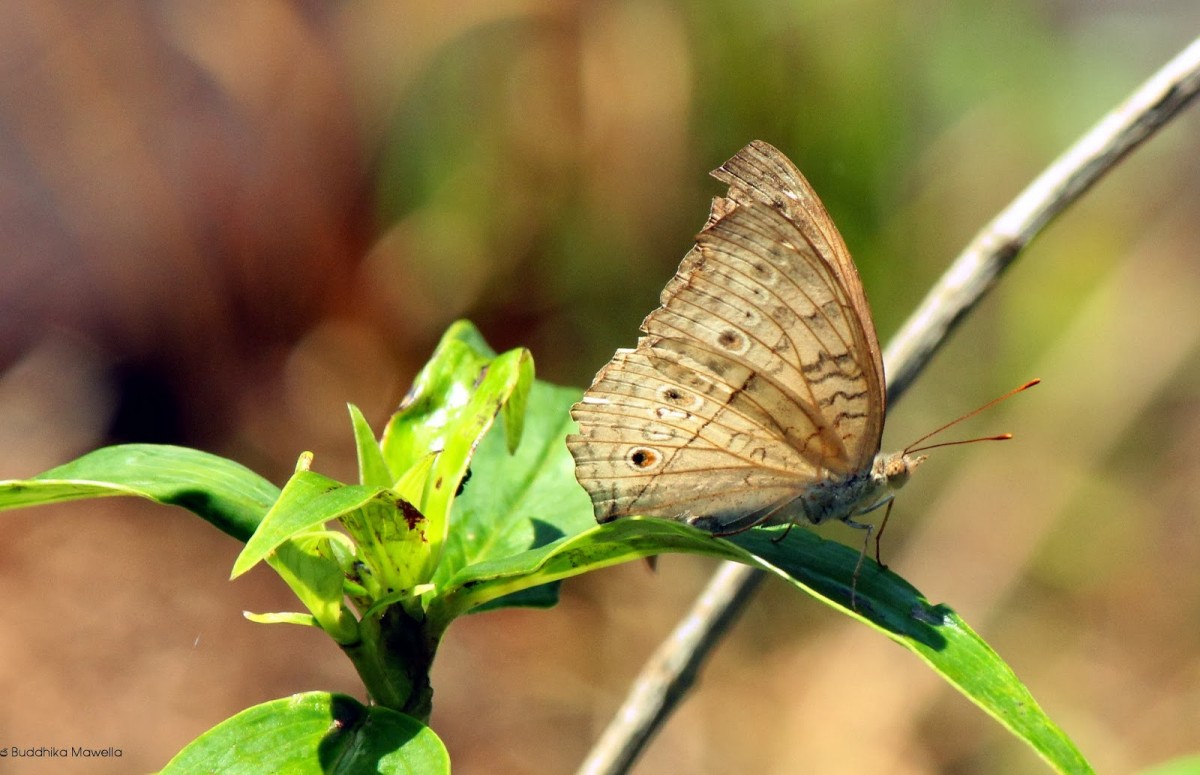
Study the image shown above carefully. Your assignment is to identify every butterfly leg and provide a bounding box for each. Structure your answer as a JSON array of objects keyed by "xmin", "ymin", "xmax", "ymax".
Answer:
[
  {"xmin": 873, "ymin": 499, "xmax": 895, "ymax": 569},
  {"xmin": 769, "ymin": 521, "xmax": 796, "ymax": 544},
  {"xmin": 843, "ymin": 516, "xmax": 875, "ymax": 611},
  {"xmin": 706, "ymin": 498, "xmax": 794, "ymax": 539}
]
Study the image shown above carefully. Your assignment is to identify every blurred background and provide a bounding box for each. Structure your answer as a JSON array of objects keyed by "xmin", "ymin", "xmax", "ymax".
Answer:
[{"xmin": 1, "ymin": 1, "xmax": 1198, "ymax": 772}]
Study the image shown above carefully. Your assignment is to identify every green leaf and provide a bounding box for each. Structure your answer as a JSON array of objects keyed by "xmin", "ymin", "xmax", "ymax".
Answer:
[
  {"xmin": 379, "ymin": 321, "xmax": 496, "ymax": 480},
  {"xmin": 350, "ymin": 404, "xmax": 393, "ymax": 488},
  {"xmin": 392, "ymin": 454, "xmax": 435, "ymax": 511},
  {"xmin": 268, "ymin": 536, "xmax": 359, "ymax": 643},
  {"xmin": 431, "ymin": 519, "xmax": 741, "ymax": 626},
  {"xmin": 343, "ymin": 494, "xmax": 435, "ymax": 601},
  {"xmin": 432, "ymin": 381, "xmax": 592, "ymax": 603},
  {"xmin": 419, "ymin": 345, "xmax": 533, "ymax": 554},
  {"xmin": 1139, "ymin": 755, "xmax": 1200, "ymax": 775},
  {"xmin": 379, "ymin": 320, "xmax": 533, "ymax": 575},
  {"xmin": 160, "ymin": 692, "xmax": 448, "ymax": 774},
  {"xmin": 499, "ymin": 349, "xmax": 536, "ymax": 454},
  {"xmin": 430, "ymin": 510, "xmax": 1090, "ymax": 774},
  {"xmin": 242, "ymin": 611, "xmax": 319, "ymax": 627},
  {"xmin": 0, "ymin": 444, "xmax": 279, "ymax": 542},
  {"xmin": 233, "ymin": 466, "xmax": 436, "ymax": 614},
  {"xmin": 727, "ymin": 529, "xmax": 1092, "ymax": 775},
  {"xmin": 437, "ymin": 318, "xmax": 496, "ymax": 359},
  {"xmin": 231, "ymin": 469, "xmax": 379, "ymax": 579}
]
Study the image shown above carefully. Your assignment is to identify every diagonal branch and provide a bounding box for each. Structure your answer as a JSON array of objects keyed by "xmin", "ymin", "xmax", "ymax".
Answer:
[
  {"xmin": 884, "ymin": 34, "xmax": 1200, "ymax": 400},
  {"xmin": 577, "ymin": 33, "xmax": 1200, "ymax": 775}
]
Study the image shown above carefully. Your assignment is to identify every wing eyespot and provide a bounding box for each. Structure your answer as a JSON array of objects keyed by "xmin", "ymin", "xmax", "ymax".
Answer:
[
  {"xmin": 657, "ymin": 384, "xmax": 704, "ymax": 410},
  {"xmin": 715, "ymin": 328, "xmax": 750, "ymax": 354},
  {"xmin": 626, "ymin": 447, "xmax": 663, "ymax": 471}
]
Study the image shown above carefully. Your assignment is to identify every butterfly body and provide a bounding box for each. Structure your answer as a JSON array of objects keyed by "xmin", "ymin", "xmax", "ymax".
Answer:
[
  {"xmin": 770, "ymin": 450, "xmax": 915, "ymax": 526},
  {"xmin": 568, "ymin": 141, "xmax": 919, "ymax": 538}
]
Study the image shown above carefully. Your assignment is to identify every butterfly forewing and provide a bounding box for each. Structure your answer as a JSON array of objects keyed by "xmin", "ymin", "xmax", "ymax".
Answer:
[
  {"xmin": 713, "ymin": 140, "xmax": 885, "ymax": 417},
  {"xmin": 568, "ymin": 141, "xmax": 886, "ymax": 531}
]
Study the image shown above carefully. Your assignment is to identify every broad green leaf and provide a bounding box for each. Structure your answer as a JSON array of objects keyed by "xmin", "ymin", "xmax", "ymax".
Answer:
[
  {"xmin": 161, "ymin": 691, "xmax": 448, "ymax": 774},
  {"xmin": 467, "ymin": 577, "xmax": 561, "ymax": 613},
  {"xmin": 0, "ymin": 444, "xmax": 279, "ymax": 542},
  {"xmin": 433, "ymin": 381, "xmax": 592, "ymax": 599},
  {"xmin": 349, "ymin": 404, "xmax": 393, "ymax": 488}
]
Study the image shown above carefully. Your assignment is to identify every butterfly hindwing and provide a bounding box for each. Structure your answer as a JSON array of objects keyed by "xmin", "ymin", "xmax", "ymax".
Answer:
[{"xmin": 568, "ymin": 344, "xmax": 822, "ymax": 525}]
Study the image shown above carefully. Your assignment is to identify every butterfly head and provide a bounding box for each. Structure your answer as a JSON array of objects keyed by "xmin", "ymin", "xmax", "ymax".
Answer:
[{"xmin": 872, "ymin": 450, "xmax": 927, "ymax": 493}]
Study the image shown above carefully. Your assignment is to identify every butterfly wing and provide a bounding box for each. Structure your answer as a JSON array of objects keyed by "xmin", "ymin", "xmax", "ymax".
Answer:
[
  {"xmin": 568, "ymin": 142, "xmax": 885, "ymax": 529},
  {"xmin": 569, "ymin": 339, "xmax": 829, "ymax": 532},
  {"xmin": 712, "ymin": 140, "xmax": 886, "ymax": 423}
]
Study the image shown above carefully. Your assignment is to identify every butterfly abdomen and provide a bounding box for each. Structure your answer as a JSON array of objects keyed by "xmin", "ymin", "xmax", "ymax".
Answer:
[{"xmin": 766, "ymin": 470, "xmax": 880, "ymax": 526}]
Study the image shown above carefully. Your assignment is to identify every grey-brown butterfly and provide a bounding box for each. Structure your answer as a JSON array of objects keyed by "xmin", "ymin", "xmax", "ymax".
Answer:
[{"xmin": 566, "ymin": 140, "xmax": 924, "ymax": 546}]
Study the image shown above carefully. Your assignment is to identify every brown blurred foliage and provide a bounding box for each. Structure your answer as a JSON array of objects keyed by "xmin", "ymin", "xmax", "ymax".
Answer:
[{"xmin": 1, "ymin": 1, "xmax": 1200, "ymax": 773}]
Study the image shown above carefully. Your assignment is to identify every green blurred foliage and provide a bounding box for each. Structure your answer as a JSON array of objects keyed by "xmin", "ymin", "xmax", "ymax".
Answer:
[{"xmin": 357, "ymin": 2, "xmax": 1194, "ymax": 393}]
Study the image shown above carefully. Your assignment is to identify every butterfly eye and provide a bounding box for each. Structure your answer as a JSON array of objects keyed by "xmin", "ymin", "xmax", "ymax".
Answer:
[{"xmin": 626, "ymin": 447, "xmax": 662, "ymax": 471}]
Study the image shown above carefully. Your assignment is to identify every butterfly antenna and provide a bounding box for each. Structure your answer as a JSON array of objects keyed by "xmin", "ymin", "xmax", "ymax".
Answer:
[
  {"xmin": 903, "ymin": 379, "xmax": 1040, "ymax": 455},
  {"xmin": 907, "ymin": 433, "xmax": 1014, "ymax": 454}
]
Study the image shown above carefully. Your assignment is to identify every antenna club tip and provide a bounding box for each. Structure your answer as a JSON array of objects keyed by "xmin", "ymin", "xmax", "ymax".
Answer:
[{"xmin": 903, "ymin": 379, "xmax": 1036, "ymax": 454}]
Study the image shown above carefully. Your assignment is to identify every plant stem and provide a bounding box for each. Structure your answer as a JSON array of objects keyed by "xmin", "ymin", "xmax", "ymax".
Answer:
[{"xmin": 342, "ymin": 604, "xmax": 437, "ymax": 721}]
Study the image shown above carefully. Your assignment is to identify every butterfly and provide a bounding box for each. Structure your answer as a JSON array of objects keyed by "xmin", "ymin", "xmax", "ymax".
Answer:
[{"xmin": 566, "ymin": 140, "xmax": 927, "ymax": 546}]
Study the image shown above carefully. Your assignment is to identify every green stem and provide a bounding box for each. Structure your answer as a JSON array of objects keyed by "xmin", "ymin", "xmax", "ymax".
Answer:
[{"xmin": 342, "ymin": 604, "xmax": 437, "ymax": 721}]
